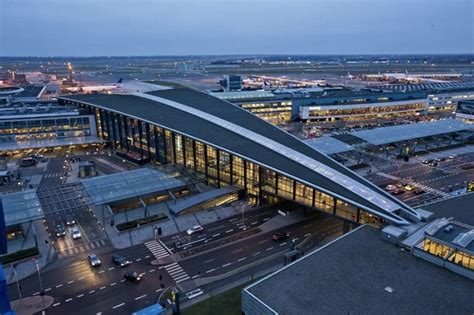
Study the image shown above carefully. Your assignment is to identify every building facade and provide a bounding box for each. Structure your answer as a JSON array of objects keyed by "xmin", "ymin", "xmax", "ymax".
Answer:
[
  {"xmin": 0, "ymin": 101, "xmax": 98, "ymax": 151},
  {"xmin": 58, "ymin": 87, "xmax": 422, "ymax": 227}
]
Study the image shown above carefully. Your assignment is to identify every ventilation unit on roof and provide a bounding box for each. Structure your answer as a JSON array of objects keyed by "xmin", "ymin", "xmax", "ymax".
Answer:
[{"xmin": 444, "ymin": 225, "xmax": 453, "ymax": 233}]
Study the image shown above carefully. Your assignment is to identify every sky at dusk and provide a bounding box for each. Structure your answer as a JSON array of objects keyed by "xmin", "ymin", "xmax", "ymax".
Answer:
[{"xmin": 0, "ymin": 0, "xmax": 473, "ymax": 56}]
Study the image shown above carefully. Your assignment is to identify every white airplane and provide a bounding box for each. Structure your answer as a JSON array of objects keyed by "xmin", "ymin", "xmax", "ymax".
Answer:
[{"xmin": 67, "ymin": 78, "xmax": 123, "ymax": 93}]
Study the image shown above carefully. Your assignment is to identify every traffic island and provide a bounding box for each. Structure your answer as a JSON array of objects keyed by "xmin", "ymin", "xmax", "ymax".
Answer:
[{"xmin": 10, "ymin": 295, "xmax": 54, "ymax": 315}]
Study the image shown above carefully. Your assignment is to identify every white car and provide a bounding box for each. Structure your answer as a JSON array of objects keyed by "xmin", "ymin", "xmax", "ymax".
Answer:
[
  {"xmin": 186, "ymin": 225, "xmax": 204, "ymax": 235},
  {"xmin": 88, "ymin": 254, "xmax": 101, "ymax": 267},
  {"xmin": 71, "ymin": 226, "xmax": 81, "ymax": 239}
]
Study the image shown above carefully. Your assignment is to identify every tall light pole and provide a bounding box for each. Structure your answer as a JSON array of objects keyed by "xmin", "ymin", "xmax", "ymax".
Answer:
[
  {"xmin": 35, "ymin": 260, "xmax": 43, "ymax": 296},
  {"xmin": 12, "ymin": 265, "xmax": 22, "ymax": 304}
]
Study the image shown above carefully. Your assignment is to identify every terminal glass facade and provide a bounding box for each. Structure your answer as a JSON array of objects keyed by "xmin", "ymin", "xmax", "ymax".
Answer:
[{"xmin": 60, "ymin": 99, "xmax": 386, "ymax": 227}]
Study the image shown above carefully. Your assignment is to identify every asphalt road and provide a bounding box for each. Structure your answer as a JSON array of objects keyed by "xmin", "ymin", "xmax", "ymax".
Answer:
[{"xmin": 7, "ymin": 207, "xmax": 343, "ymax": 314}]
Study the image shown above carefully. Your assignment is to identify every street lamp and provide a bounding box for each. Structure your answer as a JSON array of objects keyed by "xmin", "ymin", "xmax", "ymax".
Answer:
[{"xmin": 36, "ymin": 260, "xmax": 44, "ymax": 297}]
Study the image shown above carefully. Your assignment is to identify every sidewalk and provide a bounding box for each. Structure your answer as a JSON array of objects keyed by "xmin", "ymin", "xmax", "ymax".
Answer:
[
  {"xmin": 105, "ymin": 200, "xmax": 250, "ymax": 249},
  {"xmin": 3, "ymin": 220, "xmax": 56, "ymax": 285},
  {"xmin": 10, "ymin": 295, "xmax": 54, "ymax": 315}
]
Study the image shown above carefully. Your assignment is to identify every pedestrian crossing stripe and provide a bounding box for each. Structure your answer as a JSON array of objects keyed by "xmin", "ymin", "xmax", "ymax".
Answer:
[{"xmin": 58, "ymin": 239, "xmax": 108, "ymax": 257}]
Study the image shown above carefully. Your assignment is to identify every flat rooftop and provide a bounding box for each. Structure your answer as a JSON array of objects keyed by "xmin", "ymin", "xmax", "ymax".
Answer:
[
  {"xmin": 0, "ymin": 190, "xmax": 44, "ymax": 226},
  {"xmin": 304, "ymin": 135, "xmax": 353, "ymax": 155},
  {"xmin": 82, "ymin": 168, "xmax": 189, "ymax": 205},
  {"xmin": 350, "ymin": 119, "xmax": 472, "ymax": 145},
  {"xmin": 244, "ymin": 225, "xmax": 474, "ymax": 315},
  {"xmin": 420, "ymin": 192, "xmax": 474, "ymax": 226},
  {"xmin": 374, "ymin": 80, "xmax": 474, "ymax": 93}
]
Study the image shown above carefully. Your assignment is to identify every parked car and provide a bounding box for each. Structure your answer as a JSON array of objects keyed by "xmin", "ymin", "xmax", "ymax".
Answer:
[
  {"xmin": 64, "ymin": 214, "xmax": 76, "ymax": 226},
  {"xmin": 88, "ymin": 254, "xmax": 101, "ymax": 267},
  {"xmin": 71, "ymin": 226, "xmax": 81, "ymax": 239},
  {"xmin": 112, "ymin": 255, "xmax": 131, "ymax": 267},
  {"xmin": 390, "ymin": 188, "xmax": 405, "ymax": 195},
  {"xmin": 186, "ymin": 225, "xmax": 204, "ymax": 235},
  {"xmin": 385, "ymin": 184, "xmax": 397, "ymax": 191},
  {"xmin": 272, "ymin": 232, "xmax": 290, "ymax": 242},
  {"xmin": 55, "ymin": 224, "xmax": 66, "ymax": 237},
  {"xmin": 422, "ymin": 159, "xmax": 432, "ymax": 165},
  {"xmin": 124, "ymin": 271, "xmax": 142, "ymax": 282},
  {"xmin": 404, "ymin": 184, "xmax": 415, "ymax": 191},
  {"xmin": 413, "ymin": 188, "xmax": 425, "ymax": 195}
]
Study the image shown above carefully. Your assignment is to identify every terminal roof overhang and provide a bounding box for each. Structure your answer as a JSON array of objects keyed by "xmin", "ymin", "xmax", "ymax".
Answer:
[{"xmin": 59, "ymin": 87, "xmax": 421, "ymax": 225}]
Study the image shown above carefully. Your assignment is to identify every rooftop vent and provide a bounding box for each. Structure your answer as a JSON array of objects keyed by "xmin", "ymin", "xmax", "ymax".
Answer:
[
  {"xmin": 452, "ymin": 230, "xmax": 474, "ymax": 248},
  {"xmin": 384, "ymin": 287, "xmax": 394, "ymax": 293},
  {"xmin": 444, "ymin": 225, "xmax": 454, "ymax": 233}
]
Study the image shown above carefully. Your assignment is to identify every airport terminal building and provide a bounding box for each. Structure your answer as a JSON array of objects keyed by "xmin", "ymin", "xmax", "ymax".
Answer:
[{"xmin": 58, "ymin": 85, "xmax": 424, "ymax": 227}]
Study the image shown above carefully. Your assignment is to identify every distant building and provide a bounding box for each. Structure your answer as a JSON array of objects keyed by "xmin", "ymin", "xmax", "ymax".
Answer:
[
  {"xmin": 296, "ymin": 91, "xmax": 428, "ymax": 123},
  {"xmin": 220, "ymin": 75, "xmax": 242, "ymax": 92},
  {"xmin": 0, "ymin": 100, "xmax": 99, "ymax": 152},
  {"xmin": 456, "ymin": 100, "xmax": 474, "ymax": 123}
]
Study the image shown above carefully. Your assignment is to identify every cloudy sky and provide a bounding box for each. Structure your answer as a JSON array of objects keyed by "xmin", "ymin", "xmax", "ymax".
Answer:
[{"xmin": 1, "ymin": 0, "xmax": 472, "ymax": 56}]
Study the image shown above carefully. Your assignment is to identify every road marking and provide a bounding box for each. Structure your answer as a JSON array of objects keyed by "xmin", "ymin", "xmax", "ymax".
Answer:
[
  {"xmin": 136, "ymin": 258, "xmax": 142, "ymax": 262},
  {"xmin": 99, "ymin": 270, "xmax": 105, "ymax": 274},
  {"xmin": 99, "ymin": 286, "xmax": 106, "ymax": 290},
  {"xmin": 78, "ymin": 277, "xmax": 85, "ymax": 281},
  {"xmin": 253, "ymin": 252, "xmax": 260, "ymax": 256},
  {"xmin": 251, "ymin": 221, "xmax": 258, "ymax": 225},
  {"xmin": 156, "ymin": 288, "xmax": 163, "ymax": 293},
  {"xmin": 67, "ymin": 280, "xmax": 75, "ymax": 284},
  {"xmin": 279, "ymin": 242, "xmax": 287, "ymax": 246},
  {"xmin": 192, "ymin": 275, "xmax": 199, "ymax": 279},
  {"xmin": 206, "ymin": 268, "xmax": 216, "ymax": 274},
  {"xmin": 293, "ymin": 238, "xmax": 299, "ymax": 241},
  {"xmin": 65, "ymin": 298, "xmax": 73, "ymax": 303},
  {"xmin": 112, "ymin": 303, "xmax": 125, "ymax": 309},
  {"xmin": 145, "ymin": 255, "xmax": 151, "ymax": 259},
  {"xmin": 53, "ymin": 302, "xmax": 61, "ymax": 307},
  {"xmin": 222, "ymin": 263, "xmax": 232, "ymax": 268},
  {"xmin": 149, "ymin": 269, "xmax": 155, "ymax": 273},
  {"xmin": 44, "ymin": 288, "xmax": 51, "ymax": 292},
  {"xmin": 225, "ymin": 229, "xmax": 234, "ymax": 233},
  {"xmin": 204, "ymin": 259, "xmax": 214, "ymax": 264},
  {"xmin": 266, "ymin": 247, "xmax": 274, "ymax": 251},
  {"xmin": 33, "ymin": 292, "xmax": 39, "ymax": 296},
  {"xmin": 110, "ymin": 282, "xmax": 117, "ymax": 286},
  {"xmin": 258, "ymin": 240, "xmax": 268, "ymax": 244},
  {"xmin": 56, "ymin": 284, "xmax": 63, "ymax": 288},
  {"xmin": 89, "ymin": 290, "xmax": 95, "ymax": 294},
  {"xmin": 304, "ymin": 233, "xmax": 311, "ymax": 237},
  {"xmin": 232, "ymin": 248, "xmax": 242, "ymax": 254},
  {"xmin": 212, "ymin": 233, "xmax": 221, "ymax": 237},
  {"xmin": 237, "ymin": 257, "xmax": 247, "ymax": 262},
  {"xmin": 77, "ymin": 294, "xmax": 84, "ymax": 298},
  {"xmin": 108, "ymin": 267, "xmax": 114, "ymax": 271},
  {"xmin": 135, "ymin": 294, "xmax": 147, "ymax": 300},
  {"xmin": 120, "ymin": 279, "xmax": 126, "ymax": 283},
  {"xmin": 263, "ymin": 217, "xmax": 270, "ymax": 221}
]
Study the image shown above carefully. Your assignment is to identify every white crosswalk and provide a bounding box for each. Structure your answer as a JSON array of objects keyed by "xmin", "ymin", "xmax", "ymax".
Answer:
[
  {"xmin": 144, "ymin": 240, "xmax": 172, "ymax": 260},
  {"xmin": 164, "ymin": 262, "xmax": 190, "ymax": 283},
  {"xmin": 58, "ymin": 239, "xmax": 108, "ymax": 257},
  {"xmin": 145, "ymin": 240, "xmax": 190, "ymax": 283},
  {"xmin": 44, "ymin": 173, "xmax": 62, "ymax": 178}
]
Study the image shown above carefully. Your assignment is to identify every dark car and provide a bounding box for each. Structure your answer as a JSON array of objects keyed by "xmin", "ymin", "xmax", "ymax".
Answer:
[
  {"xmin": 422, "ymin": 159, "xmax": 433, "ymax": 165},
  {"xmin": 413, "ymin": 188, "xmax": 425, "ymax": 195},
  {"xmin": 64, "ymin": 214, "xmax": 76, "ymax": 226},
  {"xmin": 272, "ymin": 232, "xmax": 290, "ymax": 242},
  {"xmin": 112, "ymin": 255, "xmax": 131, "ymax": 267},
  {"xmin": 124, "ymin": 271, "xmax": 142, "ymax": 282},
  {"xmin": 390, "ymin": 188, "xmax": 405, "ymax": 195},
  {"xmin": 55, "ymin": 224, "xmax": 66, "ymax": 237}
]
